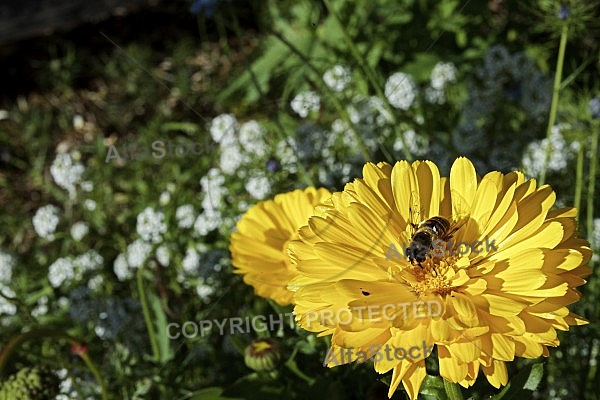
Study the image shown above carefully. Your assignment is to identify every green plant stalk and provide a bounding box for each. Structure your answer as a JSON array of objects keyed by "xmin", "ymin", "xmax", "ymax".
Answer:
[
  {"xmin": 574, "ymin": 140, "xmax": 584, "ymax": 218},
  {"xmin": 270, "ymin": 29, "xmax": 372, "ymax": 162},
  {"xmin": 284, "ymin": 346, "xmax": 315, "ymax": 385},
  {"xmin": 0, "ymin": 329, "xmax": 108, "ymax": 400},
  {"xmin": 137, "ymin": 265, "xmax": 161, "ymax": 362},
  {"xmin": 587, "ymin": 122, "xmax": 598, "ymax": 245},
  {"xmin": 539, "ymin": 23, "xmax": 568, "ymax": 185},
  {"xmin": 322, "ymin": 0, "xmax": 409, "ymax": 162},
  {"xmin": 443, "ymin": 379, "xmax": 464, "ymax": 400}
]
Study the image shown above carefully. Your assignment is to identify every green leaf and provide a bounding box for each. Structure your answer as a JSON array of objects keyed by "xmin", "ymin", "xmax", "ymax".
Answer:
[
  {"xmin": 419, "ymin": 375, "xmax": 448, "ymax": 400},
  {"xmin": 489, "ymin": 362, "xmax": 544, "ymax": 400},
  {"xmin": 148, "ymin": 292, "xmax": 173, "ymax": 364}
]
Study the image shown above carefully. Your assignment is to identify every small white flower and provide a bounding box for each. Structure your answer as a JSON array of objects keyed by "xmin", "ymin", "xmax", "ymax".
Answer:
[
  {"xmin": 291, "ymin": 91, "xmax": 320, "ymax": 118},
  {"xmin": 84, "ymin": 199, "xmax": 97, "ymax": 211},
  {"xmin": 424, "ymin": 86, "xmax": 446, "ymax": 104},
  {"xmin": 113, "ymin": 253, "xmax": 131, "ymax": 281},
  {"xmin": 210, "ymin": 114, "xmax": 238, "ymax": 146},
  {"xmin": 73, "ymin": 115, "xmax": 85, "ymax": 130},
  {"xmin": 430, "ymin": 62, "xmax": 457, "ymax": 90},
  {"xmin": 50, "ymin": 153, "xmax": 85, "ymax": 198},
  {"xmin": 194, "ymin": 210, "xmax": 221, "ymax": 236},
  {"xmin": 323, "ymin": 65, "xmax": 351, "ymax": 92},
  {"xmin": 239, "ymin": 120, "xmax": 267, "ymax": 157},
  {"xmin": 87, "ymin": 275, "xmax": 104, "ymax": 291},
  {"xmin": 74, "ymin": 250, "xmax": 103, "ymax": 275},
  {"xmin": 70, "ymin": 222, "xmax": 89, "ymax": 241},
  {"xmin": 245, "ymin": 175, "xmax": 271, "ymax": 199},
  {"xmin": 156, "ymin": 245, "xmax": 170, "ymax": 267},
  {"xmin": 80, "ymin": 181, "xmax": 94, "ymax": 192},
  {"xmin": 176, "ymin": 204, "xmax": 196, "ymax": 229},
  {"xmin": 196, "ymin": 283, "xmax": 215, "ymax": 301},
  {"xmin": 0, "ymin": 286, "xmax": 16, "ymax": 316},
  {"xmin": 384, "ymin": 72, "xmax": 417, "ymax": 110},
  {"xmin": 220, "ymin": 144, "xmax": 247, "ymax": 175},
  {"xmin": 522, "ymin": 125, "xmax": 569, "ymax": 177},
  {"xmin": 393, "ymin": 129, "xmax": 429, "ymax": 157},
  {"xmin": 590, "ymin": 218, "xmax": 600, "ymax": 251},
  {"xmin": 136, "ymin": 207, "xmax": 167, "ymax": 243},
  {"xmin": 48, "ymin": 257, "xmax": 75, "ymax": 288},
  {"xmin": 31, "ymin": 296, "xmax": 49, "ymax": 317},
  {"xmin": 159, "ymin": 191, "xmax": 171, "ymax": 205},
  {"xmin": 182, "ymin": 247, "xmax": 200, "ymax": 274},
  {"xmin": 275, "ymin": 139, "xmax": 299, "ymax": 173},
  {"xmin": 32, "ymin": 205, "xmax": 60, "ymax": 240},
  {"xmin": 126, "ymin": 239, "xmax": 152, "ymax": 268},
  {"xmin": 0, "ymin": 250, "xmax": 15, "ymax": 285}
]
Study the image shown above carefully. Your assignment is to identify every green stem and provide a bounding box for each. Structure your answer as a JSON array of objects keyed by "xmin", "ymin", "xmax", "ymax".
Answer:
[
  {"xmin": 539, "ymin": 23, "xmax": 568, "ymax": 185},
  {"xmin": 587, "ymin": 122, "xmax": 599, "ymax": 244},
  {"xmin": 322, "ymin": 0, "xmax": 408, "ymax": 162},
  {"xmin": 78, "ymin": 352, "xmax": 108, "ymax": 400},
  {"xmin": 270, "ymin": 29, "xmax": 372, "ymax": 162},
  {"xmin": 0, "ymin": 329, "xmax": 108, "ymax": 400},
  {"xmin": 443, "ymin": 379, "xmax": 464, "ymax": 400},
  {"xmin": 574, "ymin": 140, "xmax": 584, "ymax": 218},
  {"xmin": 284, "ymin": 346, "xmax": 315, "ymax": 385},
  {"xmin": 137, "ymin": 265, "xmax": 161, "ymax": 362}
]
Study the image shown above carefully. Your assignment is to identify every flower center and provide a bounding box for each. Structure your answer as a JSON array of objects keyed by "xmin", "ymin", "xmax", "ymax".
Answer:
[{"xmin": 408, "ymin": 256, "xmax": 459, "ymax": 297}]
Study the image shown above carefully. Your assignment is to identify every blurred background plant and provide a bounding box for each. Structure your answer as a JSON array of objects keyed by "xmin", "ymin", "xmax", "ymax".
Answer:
[{"xmin": 0, "ymin": 0, "xmax": 599, "ymax": 399}]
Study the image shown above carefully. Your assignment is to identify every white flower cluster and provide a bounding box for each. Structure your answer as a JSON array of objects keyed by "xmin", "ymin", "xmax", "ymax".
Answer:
[
  {"xmin": 0, "ymin": 250, "xmax": 16, "ymax": 317},
  {"xmin": 220, "ymin": 144, "xmax": 247, "ymax": 175},
  {"xmin": 245, "ymin": 174, "xmax": 271, "ymax": 199},
  {"xmin": 430, "ymin": 62, "xmax": 457, "ymax": 90},
  {"xmin": 195, "ymin": 168, "xmax": 225, "ymax": 236},
  {"xmin": 155, "ymin": 244, "xmax": 170, "ymax": 267},
  {"xmin": 136, "ymin": 207, "xmax": 167, "ymax": 243},
  {"xmin": 0, "ymin": 286, "xmax": 16, "ymax": 318},
  {"xmin": 70, "ymin": 221, "xmax": 89, "ymax": 241},
  {"xmin": 275, "ymin": 139, "xmax": 299, "ymax": 173},
  {"xmin": 48, "ymin": 250, "xmax": 103, "ymax": 288},
  {"xmin": 591, "ymin": 218, "xmax": 600, "ymax": 251},
  {"xmin": 323, "ymin": 65, "xmax": 352, "ymax": 92},
  {"xmin": 113, "ymin": 239, "xmax": 153, "ymax": 281},
  {"xmin": 182, "ymin": 247, "xmax": 200, "ymax": 274},
  {"xmin": 384, "ymin": 72, "xmax": 417, "ymax": 110},
  {"xmin": 210, "ymin": 113, "xmax": 237, "ymax": 146},
  {"xmin": 50, "ymin": 153, "xmax": 85, "ymax": 199},
  {"xmin": 32, "ymin": 204, "xmax": 61, "ymax": 240},
  {"xmin": 522, "ymin": 125, "xmax": 570, "ymax": 177},
  {"xmin": 291, "ymin": 91, "xmax": 321, "ymax": 118},
  {"xmin": 239, "ymin": 120, "xmax": 267, "ymax": 157},
  {"xmin": 393, "ymin": 129, "xmax": 429, "ymax": 157},
  {"xmin": 176, "ymin": 204, "xmax": 196, "ymax": 228},
  {"xmin": 0, "ymin": 249, "xmax": 15, "ymax": 285}
]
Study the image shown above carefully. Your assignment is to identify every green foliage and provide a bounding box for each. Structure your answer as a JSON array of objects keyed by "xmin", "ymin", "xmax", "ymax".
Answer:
[{"xmin": 0, "ymin": 367, "xmax": 60, "ymax": 400}]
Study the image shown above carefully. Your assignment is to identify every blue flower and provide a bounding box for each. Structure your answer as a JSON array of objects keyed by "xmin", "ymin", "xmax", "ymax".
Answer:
[
  {"xmin": 589, "ymin": 97, "xmax": 600, "ymax": 119},
  {"xmin": 557, "ymin": 5, "xmax": 570, "ymax": 20},
  {"xmin": 190, "ymin": 0, "xmax": 223, "ymax": 16},
  {"xmin": 266, "ymin": 157, "xmax": 280, "ymax": 173}
]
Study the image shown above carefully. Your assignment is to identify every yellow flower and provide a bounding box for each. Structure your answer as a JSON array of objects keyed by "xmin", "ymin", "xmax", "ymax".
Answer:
[
  {"xmin": 288, "ymin": 158, "xmax": 591, "ymax": 399},
  {"xmin": 230, "ymin": 187, "xmax": 331, "ymax": 306}
]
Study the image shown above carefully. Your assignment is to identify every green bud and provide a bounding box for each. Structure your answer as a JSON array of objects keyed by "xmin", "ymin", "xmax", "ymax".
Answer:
[{"xmin": 244, "ymin": 338, "xmax": 281, "ymax": 372}]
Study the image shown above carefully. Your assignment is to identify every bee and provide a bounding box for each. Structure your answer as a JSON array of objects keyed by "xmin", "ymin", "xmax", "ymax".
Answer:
[{"xmin": 405, "ymin": 191, "xmax": 467, "ymax": 266}]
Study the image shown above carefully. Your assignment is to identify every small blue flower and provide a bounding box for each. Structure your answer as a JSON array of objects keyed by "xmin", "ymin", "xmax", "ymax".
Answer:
[
  {"xmin": 589, "ymin": 97, "xmax": 600, "ymax": 119},
  {"xmin": 557, "ymin": 5, "xmax": 570, "ymax": 20},
  {"xmin": 190, "ymin": 0, "xmax": 223, "ymax": 16},
  {"xmin": 266, "ymin": 157, "xmax": 280, "ymax": 173}
]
